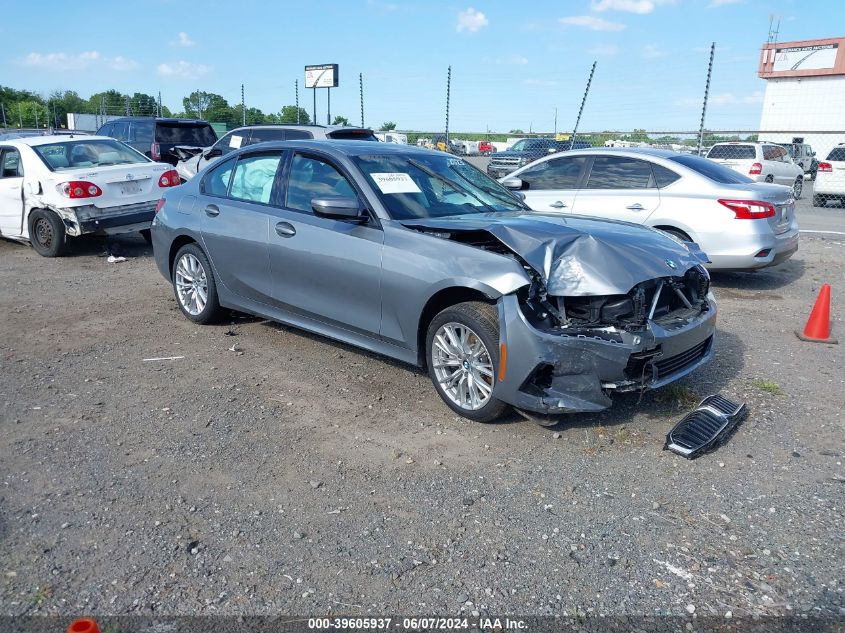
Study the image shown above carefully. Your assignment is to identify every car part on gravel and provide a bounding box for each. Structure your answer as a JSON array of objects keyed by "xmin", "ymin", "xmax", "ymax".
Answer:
[{"xmin": 664, "ymin": 394, "xmax": 747, "ymax": 459}]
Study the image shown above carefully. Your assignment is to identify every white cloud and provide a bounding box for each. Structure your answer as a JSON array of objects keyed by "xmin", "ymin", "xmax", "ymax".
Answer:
[
  {"xmin": 642, "ymin": 44, "xmax": 666, "ymax": 59},
  {"xmin": 589, "ymin": 44, "xmax": 619, "ymax": 56},
  {"xmin": 20, "ymin": 51, "xmax": 100, "ymax": 70},
  {"xmin": 109, "ymin": 56, "xmax": 139, "ymax": 71},
  {"xmin": 523, "ymin": 78, "xmax": 558, "ymax": 87},
  {"xmin": 170, "ymin": 32, "xmax": 196, "ymax": 47},
  {"xmin": 456, "ymin": 7, "xmax": 488, "ymax": 33},
  {"xmin": 591, "ymin": 0, "xmax": 655, "ymax": 14},
  {"xmin": 559, "ymin": 15, "xmax": 626, "ymax": 31},
  {"xmin": 157, "ymin": 61, "xmax": 210, "ymax": 79},
  {"xmin": 707, "ymin": 0, "xmax": 742, "ymax": 7}
]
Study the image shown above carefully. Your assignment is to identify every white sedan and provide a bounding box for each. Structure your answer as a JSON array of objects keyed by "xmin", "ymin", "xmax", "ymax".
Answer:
[
  {"xmin": 0, "ymin": 135, "xmax": 180, "ymax": 256},
  {"xmin": 500, "ymin": 148, "xmax": 799, "ymax": 271}
]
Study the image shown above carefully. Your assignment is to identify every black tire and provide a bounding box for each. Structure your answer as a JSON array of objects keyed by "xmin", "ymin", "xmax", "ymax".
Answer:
[
  {"xmin": 813, "ymin": 194, "xmax": 825, "ymax": 207},
  {"xmin": 172, "ymin": 243, "xmax": 222, "ymax": 324},
  {"xmin": 792, "ymin": 176, "xmax": 803, "ymax": 199},
  {"xmin": 764, "ymin": 175, "xmax": 774, "ymax": 183},
  {"xmin": 140, "ymin": 229, "xmax": 152, "ymax": 245},
  {"xmin": 28, "ymin": 209, "xmax": 67, "ymax": 257},
  {"xmin": 425, "ymin": 301, "xmax": 509, "ymax": 423}
]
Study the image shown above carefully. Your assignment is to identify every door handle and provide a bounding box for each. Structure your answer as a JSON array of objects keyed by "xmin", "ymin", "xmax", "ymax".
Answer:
[
  {"xmin": 625, "ymin": 203, "xmax": 645, "ymax": 211},
  {"xmin": 275, "ymin": 221, "xmax": 296, "ymax": 238},
  {"xmin": 204, "ymin": 204, "xmax": 220, "ymax": 217},
  {"xmin": 550, "ymin": 201, "xmax": 567, "ymax": 209}
]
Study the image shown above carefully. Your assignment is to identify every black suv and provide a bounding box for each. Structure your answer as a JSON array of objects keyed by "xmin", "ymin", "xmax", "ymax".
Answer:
[
  {"xmin": 487, "ymin": 138, "xmax": 590, "ymax": 178},
  {"xmin": 95, "ymin": 117, "xmax": 218, "ymax": 166}
]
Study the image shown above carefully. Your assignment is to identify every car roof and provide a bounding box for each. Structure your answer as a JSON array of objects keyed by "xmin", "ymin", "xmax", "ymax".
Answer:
[
  {"xmin": 240, "ymin": 139, "xmax": 437, "ymax": 157},
  {"xmin": 105, "ymin": 117, "xmax": 211, "ymax": 124},
  {"xmin": 5, "ymin": 134, "xmax": 113, "ymax": 147},
  {"xmin": 227, "ymin": 124, "xmax": 372, "ymax": 133},
  {"xmin": 563, "ymin": 147, "xmax": 690, "ymax": 158}
]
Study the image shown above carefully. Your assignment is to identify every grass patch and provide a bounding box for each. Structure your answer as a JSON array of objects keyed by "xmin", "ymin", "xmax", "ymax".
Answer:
[
  {"xmin": 655, "ymin": 383, "xmax": 700, "ymax": 408},
  {"xmin": 750, "ymin": 379, "xmax": 782, "ymax": 395}
]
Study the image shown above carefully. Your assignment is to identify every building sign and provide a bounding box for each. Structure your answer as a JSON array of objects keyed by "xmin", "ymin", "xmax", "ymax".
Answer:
[
  {"xmin": 772, "ymin": 44, "xmax": 838, "ymax": 72},
  {"xmin": 304, "ymin": 64, "xmax": 339, "ymax": 88}
]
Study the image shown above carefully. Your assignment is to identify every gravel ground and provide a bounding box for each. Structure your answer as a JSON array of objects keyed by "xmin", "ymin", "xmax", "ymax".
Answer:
[{"xmin": 0, "ymin": 195, "xmax": 843, "ymax": 623}]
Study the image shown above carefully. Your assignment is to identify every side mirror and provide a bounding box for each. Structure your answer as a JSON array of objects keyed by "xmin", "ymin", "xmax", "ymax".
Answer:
[
  {"xmin": 311, "ymin": 196, "xmax": 364, "ymax": 220},
  {"xmin": 501, "ymin": 177, "xmax": 524, "ymax": 191},
  {"xmin": 205, "ymin": 147, "xmax": 223, "ymax": 159}
]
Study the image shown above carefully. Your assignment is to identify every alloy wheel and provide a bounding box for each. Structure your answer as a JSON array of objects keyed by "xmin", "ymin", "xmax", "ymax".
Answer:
[
  {"xmin": 431, "ymin": 322, "xmax": 494, "ymax": 411},
  {"xmin": 174, "ymin": 253, "xmax": 208, "ymax": 316},
  {"xmin": 793, "ymin": 177, "xmax": 803, "ymax": 199}
]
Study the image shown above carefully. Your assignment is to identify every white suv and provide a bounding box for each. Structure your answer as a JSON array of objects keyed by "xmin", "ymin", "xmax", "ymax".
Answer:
[
  {"xmin": 706, "ymin": 142, "xmax": 804, "ymax": 198},
  {"xmin": 813, "ymin": 144, "xmax": 845, "ymax": 207}
]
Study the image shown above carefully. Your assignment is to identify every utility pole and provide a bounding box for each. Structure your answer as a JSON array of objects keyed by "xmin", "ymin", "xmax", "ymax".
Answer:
[
  {"xmin": 1, "ymin": 103, "xmax": 7, "ymax": 128},
  {"xmin": 445, "ymin": 65, "xmax": 451, "ymax": 144},
  {"xmin": 35, "ymin": 106, "xmax": 39, "ymax": 129},
  {"xmin": 571, "ymin": 61, "xmax": 596, "ymax": 147},
  {"xmin": 158, "ymin": 91, "xmax": 162, "ymax": 117},
  {"xmin": 125, "ymin": 94, "xmax": 131, "ymax": 116},
  {"xmin": 697, "ymin": 43, "xmax": 716, "ymax": 155},
  {"xmin": 241, "ymin": 84, "xmax": 246, "ymax": 125},
  {"xmin": 19, "ymin": 102, "xmax": 23, "ymax": 128},
  {"xmin": 554, "ymin": 107, "xmax": 558, "ymax": 137},
  {"xmin": 313, "ymin": 86, "xmax": 317, "ymax": 127},
  {"xmin": 359, "ymin": 73, "xmax": 364, "ymax": 127},
  {"xmin": 327, "ymin": 87, "xmax": 331, "ymax": 125},
  {"xmin": 295, "ymin": 79, "xmax": 300, "ymax": 124}
]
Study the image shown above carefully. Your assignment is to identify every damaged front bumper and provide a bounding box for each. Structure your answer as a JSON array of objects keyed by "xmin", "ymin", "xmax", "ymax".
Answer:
[
  {"xmin": 52, "ymin": 201, "xmax": 158, "ymax": 237},
  {"xmin": 494, "ymin": 292, "xmax": 717, "ymax": 414}
]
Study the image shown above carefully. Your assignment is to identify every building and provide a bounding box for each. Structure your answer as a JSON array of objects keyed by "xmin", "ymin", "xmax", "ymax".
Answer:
[{"xmin": 758, "ymin": 36, "xmax": 845, "ymax": 160}]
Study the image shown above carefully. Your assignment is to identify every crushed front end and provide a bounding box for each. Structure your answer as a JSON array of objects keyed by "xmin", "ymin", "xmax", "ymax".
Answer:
[{"xmin": 495, "ymin": 264, "xmax": 716, "ymax": 414}]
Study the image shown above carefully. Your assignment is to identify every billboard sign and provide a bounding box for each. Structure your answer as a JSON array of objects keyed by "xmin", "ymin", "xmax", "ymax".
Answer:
[
  {"xmin": 772, "ymin": 44, "xmax": 838, "ymax": 72},
  {"xmin": 305, "ymin": 64, "xmax": 339, "ymax": 88}
]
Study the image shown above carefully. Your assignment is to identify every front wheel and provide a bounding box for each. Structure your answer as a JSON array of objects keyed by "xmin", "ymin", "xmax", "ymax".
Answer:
[
  {"xmin": 426, "ymin": 301, "xmax": 508, "ymax": 423},
  {"xmin": 172, "ymin": 244, "xmax": 222, "ymax": 324},
  {"xmin": 792, "ymin": 176, "xmax": 803, "ymax": 199},
  {"xmin": 28, "ymin": 209, "xmax": 67, "ymax": 257}
]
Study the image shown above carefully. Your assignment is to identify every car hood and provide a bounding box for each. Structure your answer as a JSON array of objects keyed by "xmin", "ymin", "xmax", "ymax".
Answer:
[
  {"xmin": 400, "ymin": 212, "xmax": 708, "ymax": 296},
  {"xmin": 493, "ymin": 150, "xmax": 539, "ymax": 159}
]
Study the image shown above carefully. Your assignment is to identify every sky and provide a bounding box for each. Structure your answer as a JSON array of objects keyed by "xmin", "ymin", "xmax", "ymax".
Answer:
[{"xmin": 1, "ymin": 0, "xmax": 841, "ymax": 133}]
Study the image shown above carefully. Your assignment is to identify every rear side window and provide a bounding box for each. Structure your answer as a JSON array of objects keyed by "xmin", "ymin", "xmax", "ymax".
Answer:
[
  {"xmin": 285, "ymin": 130, "xmax": 313, "ymax": 140},
  {"xmin": 585, "ymin": 156, "xmax": 654, "ymax": 189},
  {"xmin": 826, "ymin": 147, "xmax": 845, "ymax": 161},
  {"xmin": 327, "ymin": 129, "xmax": 377, "ymax": 141},
  {"xmin": 763, "ymin": 145, "xmax": 788, "ymax": 161},
  {"xmin": 203, "ymin": 157, "xmax": 236, "ymax": 196},
  {"xmin": 156, "ymin": 122, "xmax": 217, "ymax": 146},
  {"xmin": 249, "ymin": 128, "xmax": 288, "ymax": 144},
  {"xmin": 652, "ymin": 164, "xmax": 681, "ymax": 188},
  {"xmin": 111, "ymin": 121, "xmax": 129, "ymax": 141},
  {"xmin": 229, "ymin": 153, "xmax": 283, "ymax": 205},
  {"xmin": 129, "ymin": 121, "xmax": 154, "ymax": 144},
  {"xmin": 707, "ymin": 145, "xmax": 755, "ymax": 160},
  {"xmin": 518, "ymin": 156, "xmax": 587, "ymax": 190}
]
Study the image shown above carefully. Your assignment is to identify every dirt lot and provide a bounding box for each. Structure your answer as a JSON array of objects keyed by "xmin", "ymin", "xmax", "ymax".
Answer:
[{"xmin": 1, "ymin": 208, "xmax": 843, "ymax": 622}]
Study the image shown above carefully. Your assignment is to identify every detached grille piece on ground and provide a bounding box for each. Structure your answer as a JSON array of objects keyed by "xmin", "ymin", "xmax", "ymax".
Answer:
[{"xmin": 664, "ymin": 394, "xmax": 748, "ymax": 458}]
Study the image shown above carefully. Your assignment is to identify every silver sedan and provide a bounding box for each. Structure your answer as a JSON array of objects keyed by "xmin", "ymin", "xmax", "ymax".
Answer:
[
  {"xmin": 151, "ymin": 141, "xmax": 716, "ymax": 423},
  {"xmin": 500, "ymin": 148, "xmax": 799, "ymax": 271}
]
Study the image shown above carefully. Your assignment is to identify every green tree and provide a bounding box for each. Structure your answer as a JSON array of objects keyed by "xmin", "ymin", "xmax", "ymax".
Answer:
[
  {"xmin": 130, "ymin": 92, "xmax": 158, "ymax": 116},
  {"xmin": 279, "ymin": 105, "xmax": 310, "ymax": 124},
  {"xmin": 183, "ymin": 91, "xmax": 232, "ymax": 122},
  {"xmin": 380, "ymin": 121, "xmax": 397, "ymax": 131},
  {"xmin": 332, "ymin": 115, "xmax": 349, "ymax": 126},
  {"xmin": 88, "ymin": 90, "xmax": 126, "ymax": 115}
]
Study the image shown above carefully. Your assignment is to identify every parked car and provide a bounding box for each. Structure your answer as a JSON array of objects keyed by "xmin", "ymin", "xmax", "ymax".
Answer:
[
  {"xmin": 175, "ymin": 124, "xmax": 377, "ymax": 181},
  {"xmin": 813, "ymin": 144, "xmax": 845, "ymax": 207},
  {"xmin": 95, "ymin": 117, "xmax": 218, "ymax": 167},
  {"xmin": 777, "ymin": 140, "xmax": 817, "ymax": 180},
  {"xmin": 0, "ymin": 135, "xmax": 179, "ymax": 256},
  {"xmin": 499, "ymin": 148, "xmax": 799, "ymax": 271},
  {"xmin": 151, "ymin": 141, "xmax": 716, "ymax": 422},
  {"xmin": 478, "ymin": 141, "xmax": 495, "ymax": 156},
  {"xmin": 706, "ymin": 142, "xmax": 804, "ymax": 198},
  {"xmin": 487, "ymin": 138, "xmax": 590, "ymax": 179}
]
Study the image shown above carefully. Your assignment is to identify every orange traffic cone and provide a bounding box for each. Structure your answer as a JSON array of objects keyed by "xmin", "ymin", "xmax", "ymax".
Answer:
[
  {"xmin": 67, "ymin": 619, "xmax": 100, "ymax": 633},
  {"xmin": 796, "ymin": 284, "xmax": 838, "ymax": 344}
]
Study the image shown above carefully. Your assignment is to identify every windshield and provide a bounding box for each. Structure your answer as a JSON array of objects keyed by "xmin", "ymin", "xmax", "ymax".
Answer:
[
  {"xmin": 34, "ymin": 139, "xmax": 150, "ymax": 171},
  {"xmin": 354, "ymin": 153, "xmax": 527, "ymax": 220},
  {"xmin": 668, "ymin": 154, "xmax": 754, "ymax": 184}
]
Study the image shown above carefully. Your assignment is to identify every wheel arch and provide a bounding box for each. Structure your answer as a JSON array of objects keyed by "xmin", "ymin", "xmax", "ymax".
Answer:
[
  {"xmin": 651, "ymin": 224, "xmax": 694, "ymax": 243},
  {"xmin": 416, "ymin": 285, "xmax": 499, "ymax": 367},
  {"xmin": 168, "ymin": 235, "xmax": 200, "ymax": 277}
]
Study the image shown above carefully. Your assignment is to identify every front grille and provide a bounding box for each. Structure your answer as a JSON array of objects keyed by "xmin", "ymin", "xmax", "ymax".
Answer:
[
  {"xmin": 654, "ymin": 336, "xmax": 712, "ymax": 378},
  {"xmin": 491, "ymin": 158, "xmax": 520, "ymax": 166},
  {"xmin": 665, "ymin": 394, "xmax": 747, "ymax": 458}
]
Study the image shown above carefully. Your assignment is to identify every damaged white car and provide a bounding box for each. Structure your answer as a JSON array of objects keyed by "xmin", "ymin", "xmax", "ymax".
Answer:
[{"xmin": 0, "ymin": 135, "xmax": 180, "ymax": 256}]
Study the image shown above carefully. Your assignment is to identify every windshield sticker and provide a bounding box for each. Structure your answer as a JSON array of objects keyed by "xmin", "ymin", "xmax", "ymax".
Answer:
[
  {"xmin": 229, "ymin": 135, "xmax": 243, "ymax": 149},
  {"xmin": 370, "ymin": 172, "xmax": 422, "ymax": 194},
  {"xmin": 447, "ymin": 158, "xmax": 464, "ymax": 166}
]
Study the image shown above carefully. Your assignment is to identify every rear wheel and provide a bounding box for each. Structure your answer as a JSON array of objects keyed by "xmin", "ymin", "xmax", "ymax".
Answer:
[
  {"xmin": 426, "ymin": 301, "xmax": 508, "ymax": 423},
  {"xmin": 172, "ymin": 244, "xmax": 222, "ymax": 324},
  {"xmin": 28, "ymin": 209, "xmax": 67, "ymax": 257},
  {"xmin": 792, "ymin": 176, "xmax": 803, "ymax": 199}
]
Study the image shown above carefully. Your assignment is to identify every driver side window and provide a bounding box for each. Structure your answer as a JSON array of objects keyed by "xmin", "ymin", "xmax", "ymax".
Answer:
[
  {"xmin": 519, "ymin": 156, "xmax": 587, "ymax": 190},
  {"xmin": 0, "ymin": 149, "xmax": 23, "ymax": 178},
  {"xmin": 285, "ymin": 154, "xmax": 356, "ymax": 214}
]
